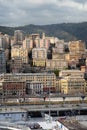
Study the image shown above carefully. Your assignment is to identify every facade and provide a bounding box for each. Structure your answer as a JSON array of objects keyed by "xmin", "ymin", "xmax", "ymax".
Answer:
[
  {"xmin": 59, "ymin": 78, "xmax": 68, "ymax": 94},
  {"xmin": 0, "ymin": 82, "xmax": 3, "ymax": 95},
  {"xmin": 26, "ymin": 81, "xmax": 43, "ymax": 94},
  {"xmin": 30, "ymin": 34, "xmax": 40, "ymax": 40},
  {"xmin": 32, "ymin": 48, "xmax": 47, "ymax": 59},
  {"xmin": 30, "ymin": 34, "xmax": 40, "ymax": 48},
  {"xmin": 4, "ymin": 34, "xmax": 11, "ymax": 49},
  {"xmin": 35, "ymin": 39, "xmax": 50, "ymax": 49},
  {"xmin": 85, "ymin": 80, "xmax": 87, "ymax": 94},
  {"xmin": 53, "ymin": 40, "xmax": 64, "ymax": 54},
  {"xmin": 45, "ymin": 36, "xmax": 55, "ymax": 44},
  {"xmin": 5, "ymin": 49, "xmax": 10, "ymax": 61},
  {"xmin": 11, "ymin": 44, "xmax": 29, "ymax": 64},
  {"xmin": 14, "ymin": 30, "xmax": 25, "ymax": 44},
  {"xmin": 68, "ymin": 52, "xmax": 82, "ymax": 61},
  {"xmin": 0, "ymin": 108, "xmax": 27, "ymax": 121},
  {"xmin": 0, "ymin": 49, "xmax": 6, "ymax": 73},
  {"xmin": 23, "ymin": 34, "xmax": 50, "ymax": 49},
  {"xmin": 11, "ymin": 44, "xmax": 22, "ymax": 57},
  {"xmin": 46, "ymin": 59, "xmax": 68, "ymax": 70},
  {"xmin": 23, "ymin": 38, "xmax": 33, "ymax": 49},
  {"xmin": 59, "ymin": 70, "xmax": 84, "ymax": 78},
  {"xmin": 1, "ymin": 79, "xmax": 26, "ymax": 96},
  {"xmin": 52, "ymin": 53, "xmax": 65, "ymax": 60},
  {"xmin": 56, "ymin": 78, "xmax": 61, "ymax": 93},
  {"xmin": 60, "ymin": 77, "xmax": 85, "ymax": 95},
  {"xmin": 32, "ymin": 48, "xmax": 47, "ymax": 67},
  {"xmin": 48, "ymin": 40, "xmax": 67, "ymax": 70},
  {"xmin": 59, "ymin": 70, "xmax": 85, "ymax": 95},
  {"xmin": 0, "ymin": 73, "xmax": 56, "ymax": 93},
  {"xmin": 33, "ymin": 59, "xmax": 46, "ymax": 67},
  {"xmin": 68, "ymin": 40, "xmax": 86, "ymax": 61},
  {"xmin": 69, "ymin": 40, "xmax": 85, "ymax": 53},
  {"xmin": 0, "ymin": 35, "xmax": 6, "ymax": 49},
  {"xmin": 11, "ymin": 57, "xmax": 23, "ymax": 73}
]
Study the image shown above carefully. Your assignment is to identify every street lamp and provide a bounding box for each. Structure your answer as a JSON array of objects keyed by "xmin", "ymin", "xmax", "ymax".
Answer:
[
  {"xmin": 81, "ymin": 95, "xmax": 85, "ymax": 104},
  {"xmin": 62, "ymin": 95, "xmax": 66, "ymax": 106}
]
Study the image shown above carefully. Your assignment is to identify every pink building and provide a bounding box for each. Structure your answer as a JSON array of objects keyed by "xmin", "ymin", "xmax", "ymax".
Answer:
[
  {"xmin": 23, "ymin": 38, "xmax": 33, "ymax": 49},
  {"xmin": 35, "ymin": 39, "xmax": 50, "ymax": 49}
]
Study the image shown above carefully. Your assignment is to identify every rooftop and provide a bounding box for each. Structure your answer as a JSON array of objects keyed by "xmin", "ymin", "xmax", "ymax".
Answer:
[{"xmin": 57, "ymin": 117, "xmax": 87, "ymax": 130}]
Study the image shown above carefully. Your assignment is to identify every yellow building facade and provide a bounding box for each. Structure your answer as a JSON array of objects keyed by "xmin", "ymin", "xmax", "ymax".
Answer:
[
  {"xmin": 59, "ymin": 77, "xmax": 85, "ymax": 95},
  {"xmin": 32, "ymin": 48, "xmax": 47, "ymax": 67},
  {"xmin": 11, "ymin": 45, "xmax": 29, "ymax": 64}
]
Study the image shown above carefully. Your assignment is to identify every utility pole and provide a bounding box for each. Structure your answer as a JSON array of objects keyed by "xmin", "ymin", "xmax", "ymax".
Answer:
[{"xmin": 48, "ymin": 81, "xmax": 51, "ymax": 122}]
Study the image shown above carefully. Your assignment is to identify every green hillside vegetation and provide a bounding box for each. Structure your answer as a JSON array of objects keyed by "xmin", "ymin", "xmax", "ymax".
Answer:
[
  {"xmin": 0, "ymin": 22, "xmax": 87, "ymax": 45},
  {"xmin": 0, "ymin": 26, "xmax": 14, "ymax": 35}
]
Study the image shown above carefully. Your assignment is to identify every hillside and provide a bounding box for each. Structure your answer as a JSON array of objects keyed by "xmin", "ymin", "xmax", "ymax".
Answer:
[{"xmin": 0, "ymin": 22, "xmax": 87, "ymax": 44}]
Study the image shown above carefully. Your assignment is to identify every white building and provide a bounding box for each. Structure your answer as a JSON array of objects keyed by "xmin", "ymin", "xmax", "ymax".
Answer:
[{"xmin": 26, "ymin": 81, "xmax": 43, "ymax": 94}]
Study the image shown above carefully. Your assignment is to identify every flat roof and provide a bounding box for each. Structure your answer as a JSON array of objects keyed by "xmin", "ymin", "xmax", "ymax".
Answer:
[{"xmin": 57, "ymin": 117, "xmax": 87, "ymax": 130}]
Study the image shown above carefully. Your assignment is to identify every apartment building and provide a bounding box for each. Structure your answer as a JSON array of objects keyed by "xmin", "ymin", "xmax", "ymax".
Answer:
[
  {"xmin": 46, "ymin": 39, "xmax": 68, "ymax": 70},
  {"xmin": 68, "ymin": 40, "xmax": 86, "ymax": 61},
  {"xmin": 23, "ymin": 38, "xmax": 33, "ymax": 49},
  {"xmin": 0, "ymin": 35, "xmax": 6, "ymax": 49},
  {"xmin": 0, "ymin": 73, "xmax": 56, "ymax": 93},
  {"xmin": 59, "ymin": 69, "xmax": 86, "ymax": 95},
  {"xmin": 26, "ymin": 81, "xmax": 43, "ymax": 95},
  {"xmin": 11, "ymin": 57, "xmax": 23, "ymax": 73},
  {"xmin": 30, "ymin": 34, "xmax": 40, "ymax": 48},
  {"xmin": 0, "ymin": 48, "xmax": 6, "ymax": 73},
  {"xmin": 69, "ymin": 40, "xmax": 85, "ymax": 53},
  {"xmin": 0, "ymin": 79, "xmax": 26, "ymax": 97},
  {"xmin": 32, "ymin": 48, "xmax": 47, "ymax": 66},
  {"xmin": 46, "ymin": 59, "xmax": 68, "ymax": 70},
  {"xmin": 59, "ymin": 70, "xmax": 84, "ymax": 78},
  {"xmin": 11, "ymin": 44, "xmax": 29, "ymax": 64},
  {"xmin": 14, "ymin": 30, "xmax": 25, "ymax": 44},
  {"xmin": 45, "ymin": 36, "xmax": 55, "ymax": 44},
  {"xmin": 53, "ymin": 40, "xmax": 64, "ymax": 54},
  {"xmin": 60, "ymin": 77, "xmax": 85, "ymax": 95},
  {"xmin": 34, "ymin": 39, "xmax": 50, "ymax": 49}
]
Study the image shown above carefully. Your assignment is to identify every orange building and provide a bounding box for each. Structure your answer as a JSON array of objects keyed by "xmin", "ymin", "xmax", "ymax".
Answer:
[{"xmin": 2, "ymin": 80, "xmax": 26, "ymax": 97}]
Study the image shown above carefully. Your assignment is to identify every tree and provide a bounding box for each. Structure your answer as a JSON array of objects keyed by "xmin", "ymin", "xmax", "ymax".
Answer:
[{"xmin": 54, "ymin": 69, "xmax": 60, "ymax": 77}]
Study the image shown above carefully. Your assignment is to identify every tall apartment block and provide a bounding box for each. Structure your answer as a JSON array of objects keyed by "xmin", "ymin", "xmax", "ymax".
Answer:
[
  {"xmin": 11, "ymin": 44, "xmax": 29, "ymax": 72},
  {"xmin": 35, "ymin": 38, "xmax": 50, "ymax": 49},
  {"xmin": 0, "ymin": 35, "xmax": 6, "ymax": 49},
  {"xmin": 14, "ymin": 30, "xmax": 25, "ymax": 44},
  {"xmin": 46, "ymin": 39, "xmax": 68, "ymax": 70},
  {"xmin": 11, "ymin": 44, "xmax": 29, "ymax": 64},
  {"xmin": 32, "ymin": 48, "xmax": 47, "ymax": 66},
  {"xmin": 23, "ymin": 38, "xmax": 33, "ymax": 49},
  {"xmin": 0, "ymin": 48, "xmax": 6, "ymax": 73},
  {"xmin": 68, "ymin": 40, "xmax": 86, "ymax": 61}
]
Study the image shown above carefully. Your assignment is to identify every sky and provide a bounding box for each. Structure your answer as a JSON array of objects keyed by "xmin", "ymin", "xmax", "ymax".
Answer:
[{"xmin": 0, "ymin": 0, "xmax": 87, "ymax": 27}]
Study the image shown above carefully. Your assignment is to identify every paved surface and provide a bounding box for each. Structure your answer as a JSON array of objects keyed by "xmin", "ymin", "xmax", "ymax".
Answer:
[{"xmin": 0, "ymin": 103, "xmax": 87, "ymax": 113}]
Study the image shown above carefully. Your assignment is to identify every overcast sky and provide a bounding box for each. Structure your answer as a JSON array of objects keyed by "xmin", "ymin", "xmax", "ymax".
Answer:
[{"xmin": 0, "ymin": 0, "xmax": 87, "ymax": 26}]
